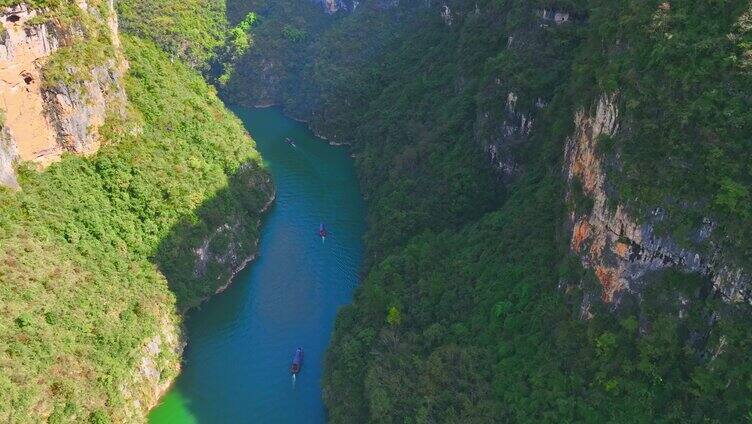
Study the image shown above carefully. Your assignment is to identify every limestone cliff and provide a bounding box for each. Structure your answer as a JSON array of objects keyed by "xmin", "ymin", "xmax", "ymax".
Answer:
[
  {"xmin": 474, "ymin": 5, "xmax": 577, "ymax": 183},
  {"xmin": 0, "ymin": 1, "xmax": 126, "ymax": 185},
  {"xmin": 313, "ymin": 0, "xmax": 348, "ymax": 14},
  {"xmin": 565, "ymin": 95, "xmax": 750, "ymax": 307},
  {"xmin": 0, "ymin": 125, "xmax": 18, "ymax": 188},
  {"xmin": 121, "ymin": 314, "xmax": 183, "ymax": 422},
  {"xmin": 476, "ymin": 88, "xmax": 538, "ymax": 182},
  {"xmin": 309, "ymin": 0, "xmax": 383, "ymax": 14}
]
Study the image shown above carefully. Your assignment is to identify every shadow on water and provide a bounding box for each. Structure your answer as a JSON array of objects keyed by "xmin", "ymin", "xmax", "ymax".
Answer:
[
  {"xmin": 149, "ymin": 107, "xmax": 366, "ymax": 423},
  {"xmin": 154, "ymin": 160, "xmax": 274, "ymax": 313}
]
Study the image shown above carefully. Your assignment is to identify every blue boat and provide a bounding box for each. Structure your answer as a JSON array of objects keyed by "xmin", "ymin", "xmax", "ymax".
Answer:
[{"xmin": 290, "ymin": 348, "xmax": 304, "ymax": 374}]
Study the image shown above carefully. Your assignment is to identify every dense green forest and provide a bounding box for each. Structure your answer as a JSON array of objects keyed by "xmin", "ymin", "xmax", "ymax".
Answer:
[
  {"xmin": 0, "ymin": 2, "xmax": 271, "ymax": 422},
  {"xmin": 224, "ymin": 0, "xmax": 752, "ymax": 421},
  {"xmin": 117, "ymin": 0, "xmax": 227, "ymax": 70},
  {"xmin": 579, "ymin": 1, "xmax": 752, "ymax": 268},
  {"xmin": 4, "ymin": 0, "xmax": 752, "ymax": 421}
]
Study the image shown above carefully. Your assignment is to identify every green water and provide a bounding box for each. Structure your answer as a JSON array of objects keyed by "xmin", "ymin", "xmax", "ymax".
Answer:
[{"xmin": 149, "ymin": 106, "xmax": 365, "ymax": 423}]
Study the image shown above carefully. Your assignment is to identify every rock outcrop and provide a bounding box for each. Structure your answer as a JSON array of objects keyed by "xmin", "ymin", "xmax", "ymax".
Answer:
[
  {"xmin": 0, "ymin": 125, "xmax": 18, "ymax": 189},
  {"xmin": 194, "ymin": 188, "xmax": 276, "ymax": 296},
  {"xmin": 43, "ymin": 62, "xmax": 127, "ymax": 155},
  {"xmin": 310, "ymin": 0, "xmax": 352, "ymax": 14},
  {"xmin": 476, "ymin": 88, "xmax": 539, "ymax": 182},
  {"xmin": 538, "ymin": 8, "xmax": 571, "ymax": 26},
  {"xmin": 474, "ymin": 4, "xmax": 577, "ymax": 184},
  {"xmin": 565, "ymin": 94, "xmax": 750, "ymax": 305},
  {"xmin": 0, "ymin": 4, "xmax": 64, "ymax": 168},
  {"xmin": 0, "ymin": 2, "xmax": 126, "ymax": 187},
  {"xmin": 440, "ymin": 4, "xmax": 453, "ymax": 26},
  {"xmin": 309, "ymin": 0, "xmax": 397, "ymax": 14},
  {"xmin": 122, "ymin": 314, "xmax": 183, "ymax": 421}
]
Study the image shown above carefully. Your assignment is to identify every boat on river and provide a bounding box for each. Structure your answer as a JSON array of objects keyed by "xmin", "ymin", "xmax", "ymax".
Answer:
[
  {"xmin": 284, "ymin": 137, "xmax": 297, "ymax": 147},
  {"xmin": 319, "ymin": 223, "xmax": 328, "ymax": 239},
  {"xmin": 290, "ymin": 348, "xmax": 304, "ymax": 375}
]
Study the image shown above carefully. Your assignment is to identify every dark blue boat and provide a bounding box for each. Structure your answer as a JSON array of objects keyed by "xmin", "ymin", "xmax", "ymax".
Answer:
[{"xmin": 290, "ymin": 348, "xmax": 304, "ymax": 374}]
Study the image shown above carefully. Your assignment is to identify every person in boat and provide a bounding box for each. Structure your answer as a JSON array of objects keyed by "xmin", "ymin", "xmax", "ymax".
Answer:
[
  {"xmin": 291, "ymin": 347, "xmax": 304, "ymax": 374},
  {"xmin": 319, "ymin": 223, "xmax": 328, "ymax": 238}
]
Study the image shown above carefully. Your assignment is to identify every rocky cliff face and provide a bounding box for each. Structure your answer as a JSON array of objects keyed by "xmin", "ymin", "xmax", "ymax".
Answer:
[
  {"xmin": 476, "ymin": 88, "xmax": 540, "ymax": 182},
  {"xmin": 312, "ymin": 0, "xmax": 349, "ymax": 14},
  {"xmin": 0, "ymin": 1, "xmax": 126, "ymax": 187},
  {"xmin": 474, "ymin": 5, "xmax": 578, "ymax": 183},
  {"xmin": 310, "ymin": 0, "xmax": 396, "ymax": 14},
  {"xmin": 43, "ymin": 61, "xmax": 127, "ymax": 154},
  {"xmin": 0, "ymin": 126, "xmax": 18, "ymax": 188},
  {"xmin": 565, "ymin": 95, "xmax": 750, "ymax": 307},
  {"xmin": 194, "ymin": 187, "xmax": 276, "ymax": 296},
  {"xmin": 122, "ymin": 314, "xmax": 182, "ymax": 421}
]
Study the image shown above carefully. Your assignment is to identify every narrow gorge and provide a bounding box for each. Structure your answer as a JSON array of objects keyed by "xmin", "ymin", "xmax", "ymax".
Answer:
[{"xmin": 3, "ymin": 0, "xmax": 752, "ymax": 422}]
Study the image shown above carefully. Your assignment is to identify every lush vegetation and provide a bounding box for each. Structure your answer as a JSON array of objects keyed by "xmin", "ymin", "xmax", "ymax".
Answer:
[
  {"xmin": 577, "ymin": 1, "xmax": 752, "ymax": 269},
  {"xmin": 0, "ymin": 20, "xmax": 270, "ymax": 424},
  {"xmin": 0, "ymin": 0, "xmax": 119, "ymax": 88},
  {"xmin": 5, "ymin": 0, "xmax": 752, "ymax": 421},
  {"xmin": 117, "ymin": 0, "xmax": 228, "ymax": 70},
  {"xmin": 221, "ymin": 0, "xmax": 345, "ymax": 108},
  {"xmin": 224, "ymin": 0, "xmax": 752, "ymax": 421}
]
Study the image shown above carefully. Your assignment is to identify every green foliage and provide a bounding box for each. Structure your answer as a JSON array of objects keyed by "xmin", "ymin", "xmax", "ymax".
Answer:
[
  {"xmin": 43, "ymin": 36, "xmax": 115, "ymax": 88},
  {"xmin": 221, "ymin": 0, "xmax": 342, "ymax": 105},
  {"xmin": 88, "ymin": 410, "xmax": 110, "ymax": 424},
  {"xmin": 24, "ymin": 13, "xmax": 51, "ymax": 27},
  {"xmin": 575, "ymin": 0, "xmax": 752, "ymax": 266},
  {"xmin": 9, "ymin": 0, "xmax": 120, "ymax": 89},
  {"xmin": 224, "ymin": 0, "xmax": 752, "ymax": 421},
  {"xmin": 492, "ymin": 301, "xmax": 512, "ymax": 319},
  {"xmin": 229, "ymin": 27, "xmax": 251, "ymax": 53},
  {"xmin": 237, "ymin": 12, "xmax": 259, "ymax": 32},
  {"xmin": 282, "ymin": 25, "xmax": 306, "ymax": 42},
  {"xmin": 0, "ymin": 34, "xmax": 270, "ymax": 422},
  {"xmin": 216, "ymin": 12, "xmax": 260, "ymax": 86},
  {"xmin": 714, "ymin": 177, "xmax": 750, "ymax": 218},
  {"xmin": 117, "ymin": 0, "xmax": 228, "ymax": 70},
  {"xmin": 386, "ymin": 306, "xmax": 401, "ymax": 327},
  {"xmin": 228, "ymin": 12, "xmax": 259, "ymax": 57}
]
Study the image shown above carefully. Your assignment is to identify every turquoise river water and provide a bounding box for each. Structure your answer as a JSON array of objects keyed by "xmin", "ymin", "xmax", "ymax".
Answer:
[{"xmin": 148, "ymin": 107, "xmax": 365, "ymax": 423}]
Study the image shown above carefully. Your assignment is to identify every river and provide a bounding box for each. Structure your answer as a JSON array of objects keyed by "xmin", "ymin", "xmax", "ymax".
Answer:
[{"xmin": 148, "ymin": 106, "xmax": 366, "ymax": 423}]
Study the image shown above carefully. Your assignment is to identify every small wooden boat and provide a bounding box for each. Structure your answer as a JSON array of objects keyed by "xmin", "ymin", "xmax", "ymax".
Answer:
[
  {"xmin": 290, "ymin": 348, "xmax": 304, "ymax": 374},
  {"xmin": 319, "ymin": 223, "xmax": 328, "ymax": 239}
]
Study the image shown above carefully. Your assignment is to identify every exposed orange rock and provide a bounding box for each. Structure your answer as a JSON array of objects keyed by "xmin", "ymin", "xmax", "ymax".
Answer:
[
  {"xmin": 569, "ymin": 128, "xmax": 599, "ymax": 194},
  {"xmin": 565, "ymin": 95, "xmax": 630, "ymax": 303},
  {"xmin": 595, "ymin": 266, "xmax": 623, "ymax": 303},
  {"xmin": 571, "ymin": 218, "xmax": 590, "ymax": 251},
  {"xmin": 0, "ymin": 1, "xmax": 126, "ymax": 179},
  {"xmin": 615, "ymin": 241, "xmax": 630, "ymax": 258},
  {"xmin": 566, "ymin": 95, "xmax": 750, "ymax": 306},
  {"xmin": 588, "ymin": 229, "xmax": 607, "ymax": 258},
  {"xmin": 0, "ymin": 5, "xmax": 61, "ymax": 167}
]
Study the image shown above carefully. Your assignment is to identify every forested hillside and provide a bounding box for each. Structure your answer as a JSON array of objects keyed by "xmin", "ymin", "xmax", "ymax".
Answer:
[
  {"xmin": 224, "ymin": 0, "xmax": 752, "ymax": 421},
  {"xmin": 0, "ymin": 1, "xmax": 271, "ymax": 422},
  {"xmin": 3, "ymin": 0, "xmax": 752, "ymax": 421}
]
